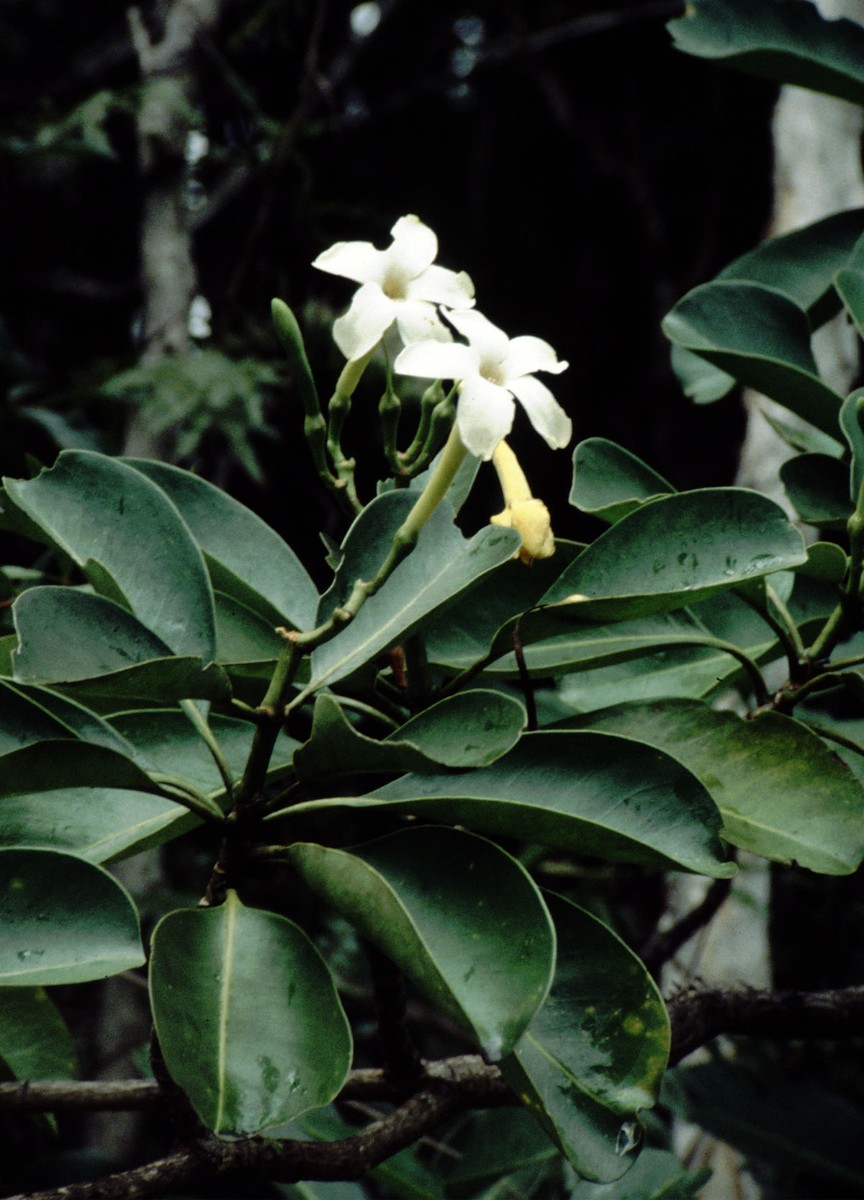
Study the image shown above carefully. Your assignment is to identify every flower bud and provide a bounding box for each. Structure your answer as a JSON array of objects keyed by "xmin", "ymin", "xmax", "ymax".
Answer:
[{"xmin": 491, "ymin": 497, "xmax": 555, "ymax": 565}]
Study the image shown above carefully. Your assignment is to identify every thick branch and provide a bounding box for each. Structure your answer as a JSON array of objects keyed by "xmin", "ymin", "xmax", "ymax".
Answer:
[
  {"xmin": 4, "ymin": 1069, "xmax": 509, "ymax": 1200},
  {"xmin": 8, "ymin": 990, "xmax": 864, "ymax": 1199},
  {"xmin": 668, "ymin": 984, "xmax": 864, "ymax": 1065}
]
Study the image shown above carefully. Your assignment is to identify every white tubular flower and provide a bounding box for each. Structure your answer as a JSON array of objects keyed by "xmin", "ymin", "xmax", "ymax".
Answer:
[
  {"xmin": 312, "ymin": 214, "xmax": 475, "ymax": 362},
  {"xmin": 393, "ymin": 309, "xmax": 571, "ymax": 460}
]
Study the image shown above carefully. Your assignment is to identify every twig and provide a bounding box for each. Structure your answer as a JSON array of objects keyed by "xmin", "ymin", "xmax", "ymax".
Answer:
[
  {"xmin": 640, "ymin": 877, "xmax": 733, "ymax": 976},
  {"xmin": 668, "ymin": 984, "xmax": 864, "ymax": 1066}
]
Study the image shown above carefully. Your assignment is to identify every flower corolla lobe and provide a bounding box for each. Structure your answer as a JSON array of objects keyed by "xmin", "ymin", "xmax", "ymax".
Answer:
[
  {"xmin": 312, "ymin": 215, "xmax": 475, "ymax": 362},
  {"xmin": 394, "ymin": 309, "xmax": 571, "ymax": 461}
]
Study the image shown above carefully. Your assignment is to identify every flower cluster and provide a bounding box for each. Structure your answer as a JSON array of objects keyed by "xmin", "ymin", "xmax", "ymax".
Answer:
[{"xmin": 314, "ymin": 215, "xmax": 571, "ymax": 462}]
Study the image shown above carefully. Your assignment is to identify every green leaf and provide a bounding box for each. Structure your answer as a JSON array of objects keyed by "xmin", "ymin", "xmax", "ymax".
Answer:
[
  {"xmin": 569, "ymin": 699, "xmax": 864, "ymax": 874},
  {"xmin": 668, "ymin": 0, "xmax": 864, "ymax": 106},
  {"xmin": 124, "ymin": 458, "xmax": 319, "ymax": 631},
  {"xmin": 149, "ymin": 891, "xmax": 351, "ymax": 1135},
  {"xmin": 483, "ymin": 605, "xmax": 773, "ymax": 680},
  {"xmin": 3, "ymin": 451, "xmax": 216, "ymax": 659},
  {"xmin": 670, "ymin": 342, "xmax": 736, "ymax": 405},
  {"xmin": 0, "ymin": 848, "xmax": 144, "ymax": 985},
  {"xmin": 798, "ymin": 541, "xmax": 848, "ymax": 585},
  {"xmin": 288, "ymin": 827, "xmax": 556, "ymax": 1060},
  {"xmin": 662, "ymin": 282, "xmax": 842, "ymax": 434},
  {"xmin": 293, "ymin": 690, "xmax": 525, "ymax": 782},
  {"xmin": 568, "ymin": 1148, "xmax": 711, "ymax": 1199},
  {"xmin": 424, "ymin": 541, "xmax": 584, "ymax": 671},
  {"xmin": 718, "ymin": 210, "xmax": 864, "ymax": 321},
  {"xmin": 110, "ymin": 709, "xmax": 297, "ymax": 798},
  {"xmin": 835, "ymin": 266, "xmax": 864, "ymax": 339},
  {"xmin": 840, "ymin": 388, "xmax": 864, "ymax": 505},
  {"xmin": 541, "ymin": 488, "xmax": 807, "ymax": 620},
  {"xmin": 5, "ymin": 680, "xmax": 144, "ymax": 762},
  {"xmin": 315, "ymin": 732, "xmax": 736, "ymax": 876},
  {"xmin": 304, "ymin": 493, "xmax": 520, "ymax": 694},
  {"xmin": 0, "ymin": 677, "xmax": 80, "ymax": 752},
  {"xmin": 570, "ymin": 439, "xmax": 674, "ymax": 523},
  {"xmin": 503, "ymin": 894, "xmax": 669, "ymax": 1183},
  {"xmin": 0, "ymin": 788, "xmax": 194, "ymax": 863},
  {"xmin": 667, "ymin": 1060, "xmax": 864, "ymax": 1191},
  {"xmin": 0, "ymin": 988, "xmax": 77, "ymax": 1080},
  {"xmin": 780, "ymin": 453, "xmax": 851, "ymax": 527},
  {"xmin": 13, "ymin": 587, "xmax": 230, "ymax": 703},
  {"xmin": 761, "ymin": 404, "xmax": 845, "ymax": 457},
  {"xmin": 439, "ymin": 1109, "xmax": 558, "ymax": 1196},
  {"xmin": 0, "ymin": 741, "xmax": 161, "ymax": 798},
  {"xmin": 214, "ymin": 591, "xmax": 281, "ymax": 667}
]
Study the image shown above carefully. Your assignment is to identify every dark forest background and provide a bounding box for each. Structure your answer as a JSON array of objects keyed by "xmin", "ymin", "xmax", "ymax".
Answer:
[{"xmin": 0, "ymin": 0, "xmax": 777, "ymax": 578}]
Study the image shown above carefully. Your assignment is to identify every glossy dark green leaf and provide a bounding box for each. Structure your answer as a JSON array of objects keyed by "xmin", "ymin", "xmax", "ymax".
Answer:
[
  {"xmin": 570, "ymin": 439, "xmax": 674, "ymax": 523},
  {"xmin": 668, "ymin": 0, "xmax": 864, "ymax": 106},
  {"xmin": 836, "ymin": 266, "xmax": 864, "ymax": 340},
  {"xmin": 568, "ymin": 1148, "xmax": 711, "ymax": 1199},
  {"xmin": 149, "ymin": 891, "xmax": 351, "ymax": 1135},
  {"xmin": 780, "ymin": 453, "xmax": 850, "ymax": 528},
  {"xmin": 841, "ymin": 388, "xmax": 864, "ymax": 505},
  {"xmin": 13, "ymin": 586, "xmax": 230, "ymax": 703},
  {"xmin": 798, "ymin": 541, "xmax": 848, "ymax": 585},
  {"xmin": 5, "ymin": 680, "xmax": 143, "ymax": 762},
  {"xmin": 761, "ymin": 404, "xmax": 845, "ymax": 457},
  {"xmin": 303, "ymin": 493, "xmax": 520, "ymax": 694},
  {"xmin": 718, "ymin": 210, "xmax": 864, "ymax": 321},
  {"xmin": 483, "ymin": 606, "xmax": 772, "ymax": 680},
  {"xmin": 110, "ymin": 709, "xmax": 297, "ymax": 798},
  {"xmin": 670, "ymin": 342, "xmax": 736, "ymax": 405},
  {"xmin": 0, "ymin": 788, "xmax": 193, "ymax": 862},
  {"xmin": 214, "ymin": 591, "xmax": 281, "ymax": 667},
  {"xmin": 124, "ymin": 458, "xmax": 319, "ymax": 631},
  {"xmin": 288, "ymin": 827, "xmax": 555, "ymax": 1060},
  {"xmin": 667, "ymin": 1060, "xmax": 864, "ymax": 1191},
  {"xmin": 0, "ymin": 677, "xmax": 78, "ymax": 752},
  {"xmin": 0, "ymin": 988, "xmax": 77, "ymax": 1081},
  {"xmin": 662, "ymin": 282, "xmax": 842, "ymax": 433},
  {"xmin": 570, "ymin": 699, "xmax": 864, "ymax": 874},
  {"xmin": 294, "ymin": 690, "xmax": 525, "ymax": 782},
  {"xmin": 3, "ymin": 451, "xmax": 216, "ymax": 659},
  {"xmin": 424, "ymin": 541, "xmax": 584, "ymax": 671},
  {"xmin": 305, "ymin": 732, "xmax": 735, "ymax": 876},
  {"xmin": 0, "ymin": 741, "xmax": 160, "ymax": 799},
  {"xmin": 546, "ymin": 643, "xmax": 754, "ymax": 715},
  {"xmin": 541, "ymin": 489, "xmax": 807, "ymax": 620},
  {"xmin": 0, "ymin": 848, "xmax": 144, "ymax": 985},
  {"xmin": 503, "ymin": 894, "xmax": 668, "ymax": 1183},
  {"xmin": 440, "ymin": 1109, "xmax": 558, "ymax": 1196}
]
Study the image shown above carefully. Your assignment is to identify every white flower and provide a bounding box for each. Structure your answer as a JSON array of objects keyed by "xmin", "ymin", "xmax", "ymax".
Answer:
[
  {"xmin": 393, "ymin": 309, "xmax": 571, "ymax": 460},
  {"xmin": 312, "ymin": 214, "xmax": 475, "ymax": 362}
]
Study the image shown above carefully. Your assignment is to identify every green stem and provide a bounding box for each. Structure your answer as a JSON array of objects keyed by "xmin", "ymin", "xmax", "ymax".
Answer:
[
  {"xmin": 379, "ymin": 355, "xmax": 402, "ymax": 472},
  {"xmin": 325, "ymin": 352, "xmax": 373, "ymax": 515},
  {"xmin": 398, "ymin": 381, "xmax": 444, "ymax": 467},
  {"xmin": 735, "ymin": 586, "xmax": 803, "ymax": 680},
  {"xmin": 236, "ymin": 637, "xmax": 303, "ymax": 808},
  {"xmin": 807, "ymin": 485, "xmax": 864, "ymax": 662},
  {"xmin": 772, "ymin": 671, "xmax": 844, "ymax": 714},
  {"xmin": 284, "ymin": 427, "xmax": 471, "ymax": 716},
  {"xmin": 180, "ymin": 699, "xmax": 235, "ymax": 803},
  {"xmin": 400, "ymin": 389, "xmax": 457, "ymax": 479}
]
